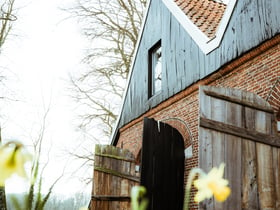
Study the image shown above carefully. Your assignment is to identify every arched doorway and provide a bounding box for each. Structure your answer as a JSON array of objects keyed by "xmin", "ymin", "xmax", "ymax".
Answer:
[{"xmin": 140, "ymin": 117, "xmax": 185, "ymax": 210}]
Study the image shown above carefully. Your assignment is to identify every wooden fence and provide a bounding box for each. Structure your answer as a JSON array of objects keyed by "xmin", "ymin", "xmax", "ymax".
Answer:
[{"xmin": 90, "ymin": 145, "xmax": 139, "ymax": 210}]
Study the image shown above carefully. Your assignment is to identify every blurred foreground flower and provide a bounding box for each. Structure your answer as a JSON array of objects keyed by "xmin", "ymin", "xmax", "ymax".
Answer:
[
  {"xmin": 0, "ymin": 141, "xmax": 33, "ymax": 186},
  {"xmin": 194, "ymin": 163, "xmax": 230, "ymax": 202},
  {"xmin": 184, "ymin": 163, "xmax": 230, "ymax": 210},
  {"xmin": 131, "ymin": 186, "xmax": 148, "ymax": 210}
]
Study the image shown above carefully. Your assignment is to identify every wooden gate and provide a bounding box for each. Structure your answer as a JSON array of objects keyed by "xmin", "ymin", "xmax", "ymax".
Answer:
[
  {"xmin": 141, "ymin": 118, "xmax": 185, "ymax": 210},
  {"xmin": 90, "ymin": 145, "xmax": 140, "ymax": 210},
  {"xmin": 199, "ymin": 85, "xmax": 280, "ymax": 209}
]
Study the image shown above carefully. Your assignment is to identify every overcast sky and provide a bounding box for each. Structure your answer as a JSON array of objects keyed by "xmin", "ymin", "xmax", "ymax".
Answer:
[{"xmin": 1, "ymin": 0, "xmax": 93, "ymax": 194}]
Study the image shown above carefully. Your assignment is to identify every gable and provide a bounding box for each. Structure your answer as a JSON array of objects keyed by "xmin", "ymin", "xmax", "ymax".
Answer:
[{"xmin": 111, "ymin": 0, "xmax": 280, "ymax": 144}]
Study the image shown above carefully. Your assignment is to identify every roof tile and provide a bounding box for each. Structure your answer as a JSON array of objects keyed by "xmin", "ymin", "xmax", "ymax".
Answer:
[{"xmin": 174, "ymin": 0, "xmax": 227, "ymax": 38}]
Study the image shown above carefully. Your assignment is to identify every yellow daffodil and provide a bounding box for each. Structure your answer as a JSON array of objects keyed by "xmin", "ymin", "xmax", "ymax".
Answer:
[
  {"xmin": 131, "ymin": 186, "xmax": 148, "ymax": 210},
  {"xmin": 193, "ymin": 163, "xmax": 231, "ymax": 203},
  {"xmin": 0, "ymin": 142, "xmax": 33, "ymax": 186}
]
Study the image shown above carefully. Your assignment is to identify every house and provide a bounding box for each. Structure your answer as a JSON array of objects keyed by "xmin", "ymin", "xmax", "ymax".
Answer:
[{"xmin": 90, "ymin": 0, "xmax": 280, "ymax": 209}]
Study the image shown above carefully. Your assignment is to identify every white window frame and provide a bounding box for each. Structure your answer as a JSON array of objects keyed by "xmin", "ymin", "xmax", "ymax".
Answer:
[{"xmin": 148, "ymin": 41, "xmax": 162, "ymax": 98}]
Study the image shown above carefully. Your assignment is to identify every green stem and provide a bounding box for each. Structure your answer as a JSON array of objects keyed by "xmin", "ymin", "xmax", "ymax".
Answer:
[{"xmin": 183, "ymin": 168, "xmax": 205, "ymax": 210}]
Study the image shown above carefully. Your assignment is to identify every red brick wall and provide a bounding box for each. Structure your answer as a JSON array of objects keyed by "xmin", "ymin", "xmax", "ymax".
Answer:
[{"xmin": 116, "ymin": 35, "xmax": 280, "ymax": 209}]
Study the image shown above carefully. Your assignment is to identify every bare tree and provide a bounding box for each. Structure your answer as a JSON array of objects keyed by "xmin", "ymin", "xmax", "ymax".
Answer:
[
  {"xmin": 0, "ymin": 0, "xmax": 17, "ymax": 54},
  {"xmin": 0, "ymin": 0, "xmax": 17, "ymax": 104},
  {"xmin": 69, "ymin": 0, "xmax": 146, "ymax": 143}
]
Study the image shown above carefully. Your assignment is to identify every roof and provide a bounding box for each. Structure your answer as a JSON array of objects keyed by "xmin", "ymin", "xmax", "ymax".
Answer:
[{"xmin": 174, "ymin": 0, "xmax": 227, "ymax": 38}]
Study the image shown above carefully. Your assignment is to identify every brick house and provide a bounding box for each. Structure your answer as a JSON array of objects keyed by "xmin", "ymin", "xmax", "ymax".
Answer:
[{"xmin": 91, "ymin": 0, "xmax": 280, "ymax": 209}]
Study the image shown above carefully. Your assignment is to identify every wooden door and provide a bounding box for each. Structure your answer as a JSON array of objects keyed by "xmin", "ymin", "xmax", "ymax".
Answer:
[
  {"xmin": 199, "ymin": 85, "xmax": 280, "ymax": 210},
  {"xmin": 140, "ymin": 118, "xmax": 185, "ymax": 210}
]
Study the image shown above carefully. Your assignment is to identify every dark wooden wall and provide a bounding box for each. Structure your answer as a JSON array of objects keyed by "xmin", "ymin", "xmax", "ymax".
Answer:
[{"xmin": 116, "ymin": 0, "xmax": 280, "ymax": 133}]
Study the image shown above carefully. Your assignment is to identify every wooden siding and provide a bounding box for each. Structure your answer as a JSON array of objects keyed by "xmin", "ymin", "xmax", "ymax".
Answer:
[{"xmin": 116, "ymin": 0, "xmax": 280, "ymax": 132}]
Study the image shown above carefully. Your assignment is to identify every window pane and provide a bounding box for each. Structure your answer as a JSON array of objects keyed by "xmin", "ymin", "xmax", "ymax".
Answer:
[{"xmin": 153, "ymin": 46, "xmax": 162, "ymax": 94}]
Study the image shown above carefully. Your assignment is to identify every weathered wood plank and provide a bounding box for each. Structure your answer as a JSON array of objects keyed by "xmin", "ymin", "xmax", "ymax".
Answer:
[
  {"xmin": 95, "ymin": 145, "xmax": 135, "ymax": 162},
  {"xmin": 242, "ymin": 107, "xmax": 259, "ymax": 209},
  {"xmin": 272, "ymin": 147, "xmax": 280, "ymax": 209},
  {"xmin": 199, "ymin": 86, "xmax": 212, "ymax": 120},
  {"xmin": 200, "ymin": 117, "xmax": 280, "ymax": 147},
  {"xmin": 94, "ymin": 166, "xmax": 140, "ymax": 182},
  {"xmin": 211, "ymin": 131, "xmax": 225, "ymax": 210},
  {"xmin": 91, "ymin": 195, "xmax": 130, "ymax": 201},
  {"xmin": 256, "ymin": 144, "xmax": 276, "ymax": 209},
  {"xmin": 93, "ymin": 170, "xmax": 100, "ymax": 195},
  {"xmin": 224, "ymin": 134, "xmax": 242, "ymax": 210},
  {"xmin": 198, "ymin": 127, "xmax": 214, "ymax": 210},
  {"xmin": 210, "ymin": 86, "xmax": 227, "ymax": 210},
  {"xmin": 255, "ymin": 111, "xmax": 276, "ymax": 209},
  {"xmin": 242, "ymin": 140, "xmax": 259, "ymax": 209},
  {"xmin": 224, "ymin": 88, "xmax": 242, "ymax": 210},
  {"xmin": 95, "ymin": 153, "xmax": 135, "ymax": 162},
  {"xmin": 204, "ymin": 90, "xmax": 274, "ymax": 113}
]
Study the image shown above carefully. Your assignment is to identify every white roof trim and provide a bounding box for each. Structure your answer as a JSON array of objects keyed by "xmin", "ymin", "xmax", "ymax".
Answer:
[
  {"xmin": 162, "ymin": 0, "xmax": 210, "ymax": 47},
  {"xmin": 162, "ymin": 0, "xmax": 237, "ymax": 54}
]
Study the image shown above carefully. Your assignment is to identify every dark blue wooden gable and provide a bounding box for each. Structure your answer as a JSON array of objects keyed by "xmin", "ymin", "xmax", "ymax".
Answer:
[{"xmin": 111, "ymin": 0, "xmax": 280, "ymax": 145}]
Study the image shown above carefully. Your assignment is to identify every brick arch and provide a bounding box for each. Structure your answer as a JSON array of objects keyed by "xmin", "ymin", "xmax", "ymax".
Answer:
[
  {"xmin": 160, "ymin": 117, "xmax": 193, "ymax": 148},
  {"xmin": 266, "ymin": 77, "xmax": 280, "ymax": 115}
]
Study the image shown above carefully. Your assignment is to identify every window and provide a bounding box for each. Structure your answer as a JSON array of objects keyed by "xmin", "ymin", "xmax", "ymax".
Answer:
[{"xmin": 148, "ymin": 41, "xmax": 162, "ymax": 98}]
